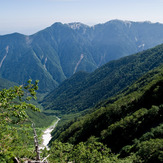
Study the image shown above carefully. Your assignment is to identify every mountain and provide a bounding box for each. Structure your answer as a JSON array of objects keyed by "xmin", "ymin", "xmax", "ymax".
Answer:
[
  {"xmin": 0, "ymin": 77, "xmax": 18, "ymax": 90},
  {"xmin": 89, "ymin": 20, "xmax": 163, "ymax": 63},
  {"xmin": 42, "ymin": 44, "xmax": 163, "ymax": 115},
  {"xmin": 0, "ymin": 77, "xmax": 54, "ymax": 128},
  {"xmin": 49, "ymin": 64, "xmax": 163, "ymax": 162},
  {"xmin": 0, "ymin": 20, "xmax": 163, "ymax": 92}
]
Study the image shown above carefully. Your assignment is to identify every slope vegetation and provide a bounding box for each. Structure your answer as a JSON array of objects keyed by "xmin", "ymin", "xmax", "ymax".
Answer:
[
  {"xmin": 49, "ymin": 64, "xmax": 163, "ymax": 162},
  {"xmin": 42, "ymin": 44, "xmax": 163, "ymax": 115},
  {"xmin": 0, "ymin": 77, "xmax": 18, "ymax": 90}
]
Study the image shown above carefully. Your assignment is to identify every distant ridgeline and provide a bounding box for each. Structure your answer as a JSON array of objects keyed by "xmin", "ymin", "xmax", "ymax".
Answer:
[
  {"xmin": 0, "ymin": 20, "xmax": 163, "ymax": 93},
  {"xmin": 42, "ymin": 43, "xmax": 163, "ymax": 116}
]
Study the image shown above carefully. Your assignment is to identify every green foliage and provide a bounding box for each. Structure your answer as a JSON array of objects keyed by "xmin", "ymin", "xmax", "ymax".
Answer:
[
  {"xmin": 49, "ymin": 137, "xmax": 112, "ymax": 163},
  {"xmin": 135, "ymin": 139, "xmax": 163, "ymax": 163},
  {"xmin": 49, "ymin": 141, "xmax": 73, "ymax": 162},
  {"xmin": 49, "ymin": 137, "xmax": 143, "ymax": 163},
  {"xmin": 49, "ymin": 64, "xmax": 163, "ymax": 162},
  {"xmin": 0, "ymin": 78, "xmax": 18, "ymax": 91},
  {"xmin": 26, "ymin": 109, "xmax": 56, "ymax": 128},
  {"xmin": 0, "ymin": 79, "xmax": 39, "ymax": 123},
  {"xmin": 101, "ymin": 105, "xmax": 163, "ymax": 152},
  {"xmin": 43, "ymin": 43, "xmax": 163, "ymax": 116},
  {"xmin": 0, "ymin": 80, "xmax": 40, "ymax": 162},
  {"xmin": 138, "ymin": 123, "xmax": 163, "ymax": 142}
]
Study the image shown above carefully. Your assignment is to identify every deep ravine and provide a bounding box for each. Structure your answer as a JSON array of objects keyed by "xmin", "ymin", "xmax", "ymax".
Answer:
[{"xmin": 40, "ymin": 117, "xmax": 60, "ymax": 150}]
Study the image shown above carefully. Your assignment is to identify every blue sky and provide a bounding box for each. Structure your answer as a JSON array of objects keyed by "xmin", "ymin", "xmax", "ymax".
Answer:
[{"xmin": 1, "ymin": 0, "xmax": 163, "ymax": 35}]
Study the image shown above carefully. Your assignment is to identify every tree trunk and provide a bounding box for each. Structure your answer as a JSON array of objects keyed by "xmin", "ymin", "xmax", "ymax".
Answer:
[{"xmin": 32, "ymin": 123, "xmax": 41, "ymax": 161}]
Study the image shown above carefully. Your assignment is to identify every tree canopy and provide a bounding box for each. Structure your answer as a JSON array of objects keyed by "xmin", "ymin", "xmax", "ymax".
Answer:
[{"xmin": 0, "ymin": 80, "xmax": 39, "ymax": 162}]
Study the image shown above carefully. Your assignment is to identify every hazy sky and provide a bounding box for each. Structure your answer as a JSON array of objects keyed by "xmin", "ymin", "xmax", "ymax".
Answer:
[{"xmin": 1, "ymin": 0, "xmax": 163, "ymax": 35}]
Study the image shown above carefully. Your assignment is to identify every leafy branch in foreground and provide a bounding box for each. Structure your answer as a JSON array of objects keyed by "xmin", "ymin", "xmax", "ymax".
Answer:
[{"xmin": 0, "ymin": 80, "xmax": 39, "ymax": 162}]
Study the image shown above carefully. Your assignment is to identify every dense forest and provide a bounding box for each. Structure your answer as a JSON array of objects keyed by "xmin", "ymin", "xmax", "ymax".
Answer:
[
  {"xmin": 0, "ymin": 44, "xmax": 163, "ymax": 162},
  {"xmin": 42, "ymin": 43, "xmax": 163, "ymax": 116},
  {"xmin": 48, "ymin": 64, "xmax": 163, "ymax": 163}
]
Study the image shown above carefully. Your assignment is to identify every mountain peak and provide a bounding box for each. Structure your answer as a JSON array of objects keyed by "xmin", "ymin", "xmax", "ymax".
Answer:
[
  {"xmin": 51, "ymin": 22, "xmax": 64, "ymax": 28},
  {"xmin": 67, "ymin": 22, "xmax": 89, "ymax": 30},
  {"xmin": 106, "ymin": 19, "xmax": 132, "ymax": 25},
  {"xmin": 105, "ymin": 19, "xmax": 157, "ymax": 26}
]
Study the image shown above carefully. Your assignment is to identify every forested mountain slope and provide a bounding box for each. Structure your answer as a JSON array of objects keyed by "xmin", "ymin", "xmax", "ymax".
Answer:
[
  {"xmin": 0, "ymin": 20, "xmax": 163, "ymax": 93},
  {"xmin": 42, "ymin": 43, "xmax": 163, "ymax": 115},
  {"xmin": 49, "ymin": 64, "xmax": 163, "ymax": 162},
  {"xmin": 0, "ymin": 80, "xmax": 57, "ymax": 162},
  {"xmin": 0, "ymin": 77, "xmax": 18, "ymax": 90},
  {"xmin": 0, "ymin": 78, "xmax": 54, "ymax": 128}
]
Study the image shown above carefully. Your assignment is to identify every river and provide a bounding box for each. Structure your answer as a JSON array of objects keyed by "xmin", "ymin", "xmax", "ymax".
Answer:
[{"xmin": 40, "ymin": 117, "xmax": 60, "ymax": 150}]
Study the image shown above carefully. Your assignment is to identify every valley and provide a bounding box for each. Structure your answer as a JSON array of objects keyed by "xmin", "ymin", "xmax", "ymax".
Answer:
[
  {"xmin": 42, "ymin": 43, "xmax": 163, "ymax": 116},
  {"xmin": 40, "ymin": 117, "xmax": 60, "ymax": 150},
  {"xmin": 0, "ymin": 20, "xmax": 163, "ymax": 163}
]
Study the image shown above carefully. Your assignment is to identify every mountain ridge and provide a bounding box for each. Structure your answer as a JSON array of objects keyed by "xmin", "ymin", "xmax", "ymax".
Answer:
[
  {"xmin": 42, "ymin": 43, "xmax": 163, "ymax": 115},
  {"xmin": 49, "ymin": 63, "xmax": 163, "ymax": 163},
  {"xmin": 1, "ymin": 20, "xmax": 163, "ymax": 93}
]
